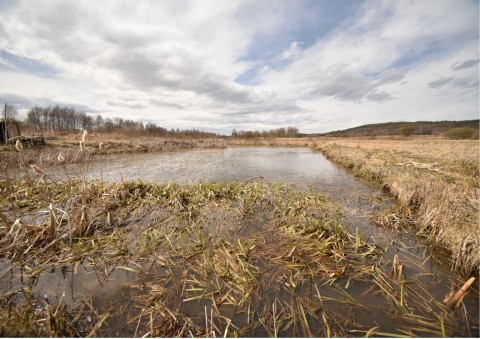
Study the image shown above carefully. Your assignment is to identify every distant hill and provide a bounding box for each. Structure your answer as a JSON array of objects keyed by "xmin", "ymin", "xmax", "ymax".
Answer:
[{"xmin": 315, "ymin": 120, "xmax": 479, "ymax": 137}]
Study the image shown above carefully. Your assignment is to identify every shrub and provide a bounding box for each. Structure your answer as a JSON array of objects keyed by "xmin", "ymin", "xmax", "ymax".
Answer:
[
  {"xmin": 444, "ymin": 127, "xmax": 479, "ymax": 140},
  {"xmin": 400, "ymin": 123, "xmax": 415, "ymax": 137}
]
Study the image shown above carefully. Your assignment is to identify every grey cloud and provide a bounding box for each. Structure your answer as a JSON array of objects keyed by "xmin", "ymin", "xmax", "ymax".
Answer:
[
  {"xmin": 452, "ymin": 76, "xmax": 479, "ymax": 89},
  {"xmin": 104, "ymin": 30, "xmax": 155, "ymax": 49},
  {"xmin": 428, "ymin": 76, "xmax": 478, "ymax": 90},
  {"xmin": 107, "ymin": 101, "xmax": 145, "ymax": 109},
  {"xmin": 178, "ymin": 99, "xmax": 309, "ymax": 133},
  {"xmin": 308, "ymin": 67, "xmax": 397, "ymax": 102},
  {"xmin": 451, "ymin": 59, "xmax": 479, "ymax": 71},
  {"xmin": 366, "ymin": 90, "xmax": 393, "ymax": 102},
  {"xmin": 0, "ymin": 93, "xmax": 98, "ymax": 112},
  {"xmin": 428, "ymin": 77, "xmax": 454, "ymax": 88},
  {"xmin": 105, "ymin": 49, "xmax": 254, "ymax": 105},
  {"xmin": 219, "ymin": 100, "xmax": 303, "ymax": 117},
  {"xmin": 150, "ymin": 99, "xmax": 185, "ymax": 110},
  {"xmin": 310, "ymin": 71, "xmax": 371, "ymax": 101},
  {"xmin": 375, "ymin": 69, "xmax": 405, "ymax": 86}
]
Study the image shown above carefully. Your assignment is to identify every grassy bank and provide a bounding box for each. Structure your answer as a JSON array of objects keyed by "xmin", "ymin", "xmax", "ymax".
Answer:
[
  {"xmin": 0, "ymin": 132, "xmax": 227, "ymax": 168},
  {"xmin": 314, "ymin": 138, "xmax": 479, "ymax": 275}
]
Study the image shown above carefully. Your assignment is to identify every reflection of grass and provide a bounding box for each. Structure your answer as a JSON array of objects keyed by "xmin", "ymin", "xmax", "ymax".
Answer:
[
  {"xmin": 0, "ymin": 176, "xmax": 478, "ymax": 337},
  {"xmin": 315, "ymin": 138, "xmax": 479, "ymax": 275}
]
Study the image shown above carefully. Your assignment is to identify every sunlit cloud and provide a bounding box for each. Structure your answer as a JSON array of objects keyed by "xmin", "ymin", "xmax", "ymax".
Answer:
[{"xmin": 0, "ymin": 0, "xmax": 477, "ymax": 134}]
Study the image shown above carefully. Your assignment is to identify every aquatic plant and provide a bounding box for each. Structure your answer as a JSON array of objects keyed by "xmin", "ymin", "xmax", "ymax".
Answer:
[{"xmin": 0, "ymin": 176, "xmax": 477, "ymax": 337}]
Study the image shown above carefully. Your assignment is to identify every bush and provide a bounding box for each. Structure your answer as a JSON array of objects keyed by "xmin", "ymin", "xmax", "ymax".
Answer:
[
  {"xmin": 444, "ymin": 127, "xmax": 479, "ymax": 140},
  {"xmin": 400, "ymin": 123, "xmax": 415, "ymax": 137}
]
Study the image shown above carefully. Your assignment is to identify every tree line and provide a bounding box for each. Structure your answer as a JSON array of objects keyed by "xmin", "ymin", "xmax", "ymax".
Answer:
[
  {"xmin": 4, "ymin": 103, "xmax": 301, "ymax": 139},
  {"xmin": 23, "ymin": 105, "xmax": 217, "ymax": 138},
  {"xmin": 231, "ymin": 126, "xmax": 299, "ymax": 139}
]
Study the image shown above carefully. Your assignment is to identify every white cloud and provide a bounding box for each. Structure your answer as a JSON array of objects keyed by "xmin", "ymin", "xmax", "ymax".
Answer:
[
  {"xmin": 280, "ymin": 41, "xmax": 303, "ymax": 60},
  {"xmin": 0, "ymin": 0, "xmax": 477, "ymax": 134}
]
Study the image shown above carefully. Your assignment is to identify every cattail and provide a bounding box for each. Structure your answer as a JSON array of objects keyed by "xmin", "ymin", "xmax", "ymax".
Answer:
[
  {"xmin": 82, "ymin": 129, "xmax": 88, "ymax": 143},
  {"xmin": 444, "ymin": 277, "xmax": 476, "ymax": 307},
  {"xmin": 30, "ymin": 164, "xmax": 46, "ymax": 175},
  {"xmin": 57, "ymin": 154, "xmax": 65, "ymax": 163},
  {"xmin": 15, "ymin": 140, "xmax": 23, "ymax": 152},
  {"xmin": 79, "ymin": 140, "xmax": 85, "ymax": 152},
  {"xmin": 10, "ymin": 218, "xmax": 21, "ymax": 233},
  {"xmin": 49, "ymin": 203, "xmax": 58, "ymax": 239}
]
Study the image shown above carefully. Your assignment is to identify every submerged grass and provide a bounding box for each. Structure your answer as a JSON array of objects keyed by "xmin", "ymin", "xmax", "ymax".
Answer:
[
  {"xmin": 315, "ymin": 139, "xmax": 479, "ymax": 275},
  {"xmin": 0, "ymin": 175, "xmax": 477, "ymax": 337}
]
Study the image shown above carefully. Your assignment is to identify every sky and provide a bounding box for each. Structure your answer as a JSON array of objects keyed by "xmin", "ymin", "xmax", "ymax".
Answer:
[{"xmin": 0, "ymin": 0, "xmax": 478, "ymax": 135}]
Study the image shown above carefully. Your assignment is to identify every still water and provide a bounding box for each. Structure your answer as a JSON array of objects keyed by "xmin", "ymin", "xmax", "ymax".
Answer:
[{"xmin": 53, "ymin": 147, "xmax": 415, "ymax": 243}]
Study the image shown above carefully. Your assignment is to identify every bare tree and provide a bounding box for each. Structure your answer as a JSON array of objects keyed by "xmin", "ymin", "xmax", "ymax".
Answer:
[{"xmin": 2, "ymin": 104, "xmax": 19, "ymax": 122}]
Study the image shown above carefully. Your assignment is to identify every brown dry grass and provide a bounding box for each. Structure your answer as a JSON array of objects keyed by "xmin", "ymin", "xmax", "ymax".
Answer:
[
  {"xmin": 312, "ymin": 136, "xmax": 479, "ymax": 275},
  {"xmin": 0, "ymin": 132, "xmax": 227, "ymax": 168}
]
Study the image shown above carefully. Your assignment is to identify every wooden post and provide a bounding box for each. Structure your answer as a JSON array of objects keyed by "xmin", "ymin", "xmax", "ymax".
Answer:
[{"xmin": 3, "ymin": 103, "xmax": 7, "ymax": 144}]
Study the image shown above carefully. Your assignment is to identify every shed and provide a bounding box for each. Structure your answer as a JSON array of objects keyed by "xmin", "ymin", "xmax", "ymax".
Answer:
[{"xmin": 0, "ymin": 121, "xmax": 21, "ymax": 144}]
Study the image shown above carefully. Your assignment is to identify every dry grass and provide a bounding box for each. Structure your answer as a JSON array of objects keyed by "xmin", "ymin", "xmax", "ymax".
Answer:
[
  {"xmin": 0, "ymin": 132, "xmax": 227, "ymax": 168},
  {"xmin": 312, "ymin": 136, "xmax": 479, "ymax": 275}
]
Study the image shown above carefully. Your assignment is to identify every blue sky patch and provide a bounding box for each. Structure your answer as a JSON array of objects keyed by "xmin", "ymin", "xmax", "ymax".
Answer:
[{"xmin": 0, "ymin": 50, "xmax": 57, "ymax": 78}]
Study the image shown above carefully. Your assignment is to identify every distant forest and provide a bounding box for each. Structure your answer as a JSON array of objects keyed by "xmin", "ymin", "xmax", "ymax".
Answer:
[
  {"xmin": 2, "ymin": 103, "xmax": 478, "ymax": 139},
  {"xmin": 19, "ymin": 105, "xmax": 217, "ymax": 138},
  {"xmin": 317, "ymin": 120, "xmax": 480, "ymax": 137},
  {"xmin": 4, "ymin": 104, "xmax": 300, "ymax": 139}
]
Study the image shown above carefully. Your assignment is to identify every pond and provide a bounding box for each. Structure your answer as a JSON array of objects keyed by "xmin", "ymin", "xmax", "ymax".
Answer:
[{"xmin": 1, "ymin": 147, "xmax": 478, "ymax": 337}]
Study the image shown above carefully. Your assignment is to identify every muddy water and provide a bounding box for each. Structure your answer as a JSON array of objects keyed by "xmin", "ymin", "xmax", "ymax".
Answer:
[{"xmin": 2, "ymin": 147, "xmax": 479, "ymax": 336}]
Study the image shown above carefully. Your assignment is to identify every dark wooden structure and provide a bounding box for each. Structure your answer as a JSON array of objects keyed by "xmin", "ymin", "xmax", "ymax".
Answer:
[
  {"xmin": 1, "ymin": 121, "xmax": 21, "ymax": 144},
  {"xmin": 0, "ymin": 121, "xmax": 46, "ymax": 146}
]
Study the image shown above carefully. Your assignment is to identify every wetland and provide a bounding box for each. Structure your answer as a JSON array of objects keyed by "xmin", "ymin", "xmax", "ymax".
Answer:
[{"xmin": 0, "ymin": 145, "xmax": 478, "ymax": 337}]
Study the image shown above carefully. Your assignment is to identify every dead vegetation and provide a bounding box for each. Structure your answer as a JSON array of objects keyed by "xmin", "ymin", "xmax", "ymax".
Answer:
[
  {"xmin": 0, "ymin": 134, "xmax": 478, "ymax": 337},
  {"xmin": 0, "ymin": 131, "xmax": 227, "ymax": 169},
  {"xmin": 1, "ymin": 177, "xmax": 478, "ymax": 337},
  {"xmin": 315, "ymin": 137, "xmax": 479, "ymax": 275}
]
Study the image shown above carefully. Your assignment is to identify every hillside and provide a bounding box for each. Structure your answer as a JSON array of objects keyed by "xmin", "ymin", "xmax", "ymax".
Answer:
[{"xmin": 317, "ymin": 120, "xmax": 479, "ymax": 137}]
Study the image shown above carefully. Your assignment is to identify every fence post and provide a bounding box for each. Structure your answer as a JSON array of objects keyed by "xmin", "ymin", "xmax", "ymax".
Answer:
[{"xmin": 3, "ymin": 103, "xmax": 7, "ymax": 144}]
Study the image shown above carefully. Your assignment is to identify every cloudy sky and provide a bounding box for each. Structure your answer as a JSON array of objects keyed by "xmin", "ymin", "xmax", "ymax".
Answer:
[{"xmin": 0, "ymin": 0, "xmax": 478, "ymax": 134}]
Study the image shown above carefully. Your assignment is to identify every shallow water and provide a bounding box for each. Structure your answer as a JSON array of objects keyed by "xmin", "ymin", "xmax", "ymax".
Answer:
[
  {"xmin": 2, "ymin": 147, "xmax": 478, "ymax": 336},
  {"xmin": 52, "ymin": 147, "xmax": 423, "ymax": 245}
]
